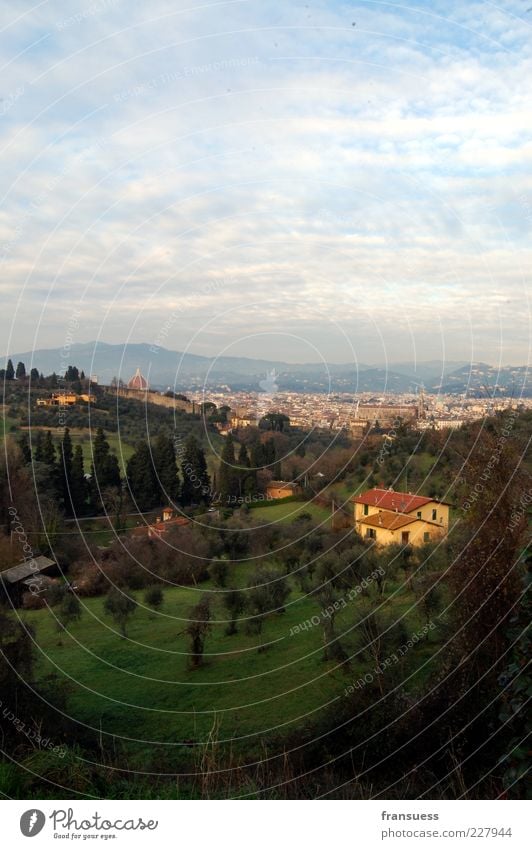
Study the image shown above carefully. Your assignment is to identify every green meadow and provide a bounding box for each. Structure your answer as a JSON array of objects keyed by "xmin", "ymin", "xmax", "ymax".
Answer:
[{"xmin": 23, "ymin": 563, "xmax": 441, "ymax": 762}]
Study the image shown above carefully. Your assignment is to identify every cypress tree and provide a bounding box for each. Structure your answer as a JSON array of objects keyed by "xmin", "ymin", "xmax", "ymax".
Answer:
[
  {"xmin": 237, "ymin": 443, "xmax": 257, "ymax": 498},
  {"xmin": 153, "ymin": 433, "xmax": 180, "ymax": 503},
  {"xmin": 70, "ymin": 444, "xmax": 87, "ymax": 515},
  {"xmin": 60, "ymin": 428, "xmax": 74, "ymax": 513},
  {"xmin": 91, "ymin": 427, "xmax": 121, "ymax": 504},
  {"xmin": 17, "ymin": 433, "xmax": 31, "ymax": 464},
  {"xmin": 5, "ymin": 359, "xmax": 14, "ymax": 380},
  {"xmin": 34, "ymin": 431, "xmax": 44, "ymax": 462},
  {"xmin": 126, "ymin": 440, "xmax": 159, "ymax": 511},
  {"xmin": 180, "ymin": 435, "xmax": 210, "ymax": 506},
  {"xmin": 218, "ymin": 434, "xmax": 238, "ymax": 505},
  {"xmin": 42, "ymin": 430, "xmax": 56, "ymax": 466},
  {"xmin": 15, "ymin": 361, "xmax": 26, "ymax": 379}
]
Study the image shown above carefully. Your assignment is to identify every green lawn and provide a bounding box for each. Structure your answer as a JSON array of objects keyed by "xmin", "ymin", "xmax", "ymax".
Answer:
[
  {"xmin": 249, "ymin": 500, "xmax": 331, "ymax": 526},
  {"xmin": 23, "ymin": 567, "xmax": 440, "ymax": 763}
]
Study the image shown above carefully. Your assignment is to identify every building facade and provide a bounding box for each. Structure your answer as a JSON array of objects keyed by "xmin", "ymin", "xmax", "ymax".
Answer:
[{"xmin": 352, "ymin": 487, "xmax": 450, "ymax": 546}]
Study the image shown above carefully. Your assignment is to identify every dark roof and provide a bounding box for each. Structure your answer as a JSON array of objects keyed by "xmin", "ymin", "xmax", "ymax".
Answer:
[{"xmin": 1, "ymin": 555, "xmax": 55, "ymax": 584}]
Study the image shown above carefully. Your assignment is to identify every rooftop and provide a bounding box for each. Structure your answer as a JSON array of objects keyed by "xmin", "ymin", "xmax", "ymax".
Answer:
[
  {"xmin": 356, "ymin": 512, "xmax": 418, "ymax": 530},
  {"xmin": 352, "ymin": 487, "xmax": 439, "ymax": 513},
  {"xmin": 0, "ymin": 555, "xmax": 55, "ymax": 584}
]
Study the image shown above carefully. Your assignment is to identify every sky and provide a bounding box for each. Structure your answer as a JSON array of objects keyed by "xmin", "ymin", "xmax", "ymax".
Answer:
[{"xmin": 1, "ymin": 0, "xmax": 531, "ymax": 367}]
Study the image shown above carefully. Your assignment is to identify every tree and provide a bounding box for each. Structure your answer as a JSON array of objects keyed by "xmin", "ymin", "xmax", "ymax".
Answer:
[
  {"xmin": 69, "ymin": 445, "xmax": 87, "ymax": 515},
  {"xmin": 15, "ymin": 361, "xmax": 26, "ymax": 380},
  {"xmin": 237, "ymin": 443, "xmax": 257, "ymax": 498},
  {"xmin": 246, "ymin": 567, "xmax": 290, "ymax": 644},
  {"xmin": 180, "ymin": 435, "xmax": 210, "ymax": 506},
  {"xmin": 29, "ymin": 367, "xmax": 40, "ymax": 383},
  {"xmin": 104, "ymin": 588, "xmax": 137, "ymax": 637},
  {"xmin": 218, "ymin": 434, "xmax": 238, "ymax": 505},
  {"xmin": 0, "ymin": 608, "xmax": 34, "ymax": 721},
  {"xmin": 449, "ymin": 422, "xmax": 528, "ymax": 675},
  {"xmin": 144, "ymin": 585, "xmax": 164, "ymax": 613},
  {"xmin": 56, "ymin": 589, "xmax": 82, "ymax": 644},
  {"xmin": 315, "ymin": 583, "xmax": 348, "ymax": 664},
  {"xmin": 91, "ymin": 427, "xmax": 121, "ymax": 501},
  {"xmin": 126, "ymin": 440, "xmax": 159, "ymax": 511},
  {"xmin": 209, "ymin": 559, "xmax": 228, "ymax": 587},
  {"xmin": 223, "ymin": 588, "xmax": 245, "ymax": 635},
  {"xmin": 17, "ymin": 432, "xmax": 31, "ymax": 464},
  {"xmin": 5, "ymin": 359, "xmax": 14, "ymax": 380},
  {"xmin": 153, "ymin": 433, "xmax": 180, "ymax": 503},
  {"xmin": 42, "ymin": 430, "xmax": 56, "ymax": 466},
  {"xmin": 65, "ymin": 365, "xmax": 80, "ymax": 382},
  {"xmin": 59, "ymin": 428, "xmax": 74, "ymax": 513},
  {"xmin": 259, "ymin": 412, "xmax": 290, "ymax": 432},
  {"xmin": 185, "ymin": 594, "xmax": 211, "ymax": 668}
]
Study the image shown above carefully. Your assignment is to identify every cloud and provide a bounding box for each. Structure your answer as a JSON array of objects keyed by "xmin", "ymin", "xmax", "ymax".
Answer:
[{"xmin": 1, "ymin": 0, "xmax": 530, "ymax": 365}]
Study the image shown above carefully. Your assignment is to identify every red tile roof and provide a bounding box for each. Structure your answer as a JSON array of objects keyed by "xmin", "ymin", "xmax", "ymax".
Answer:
[
  {"xmin": 356, "ymin": 512, "xmax": 418, "ymax": 530},
  {"xmin": 352, "ymin": 487, "xmax": 435, "ymax": 513}
]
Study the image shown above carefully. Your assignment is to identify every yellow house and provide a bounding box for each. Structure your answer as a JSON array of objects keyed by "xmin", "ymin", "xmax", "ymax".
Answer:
[
  {"xmin": 352, "ymin": 487, "xmax": 450, "ymax": 546},
  {"xmin": 36, "ymin": 392, "xmax": 78, "ymax": 407}
]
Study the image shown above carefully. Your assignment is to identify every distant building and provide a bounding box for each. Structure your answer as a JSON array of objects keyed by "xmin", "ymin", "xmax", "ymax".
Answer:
[
  {"xmin": 349, "ymin": 420, "xmax": 370, "ymax": 438},
  {"xmin": 356, "ymin": 404, "xmax": 419, "ymax": 427},
  {"xmin": 127, "ymin": 368, "xmax": 149, "ymax": 390},
  {"xmin": 266, "ymin": 481, "xmax": 303, "ymax": 500},
  {"xmin": 131, "ymin": 507, "xmax": 190, "ymax": 539},
  {"xmin": 352, "ymin": 487, "xmax": 450, "ymax": 546},
  {"xmin": 230, "ymin": 412, "xmax": 256, "ymax": 429},
  {"xmin": 37, "ymin": 392, "xmax": 93, "ymax": 407}
]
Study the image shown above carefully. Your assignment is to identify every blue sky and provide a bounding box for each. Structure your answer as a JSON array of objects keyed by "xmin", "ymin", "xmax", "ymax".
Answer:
[{"xmin": 1, "ymin": 0, "xmax": 531, "ymax": 365}]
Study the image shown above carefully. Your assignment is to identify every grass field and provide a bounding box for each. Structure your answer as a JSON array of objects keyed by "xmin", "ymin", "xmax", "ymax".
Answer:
[
  {"xmin": 249, "ymin": 500, "xmax": 331, "ymax": 526},
  {"xmin": 23, "ymin": 564, "xmax": 440, "ymax": 764}
]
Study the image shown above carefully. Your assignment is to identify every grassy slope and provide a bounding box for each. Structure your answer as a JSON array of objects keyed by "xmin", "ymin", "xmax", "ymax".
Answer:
[
  {"xmin": 248, "ymin": 500, "xmax": 331, "ymax": 525},
  {"xmin": 24, "ymin": 568, "xmax": 439, "ymax": 758}
]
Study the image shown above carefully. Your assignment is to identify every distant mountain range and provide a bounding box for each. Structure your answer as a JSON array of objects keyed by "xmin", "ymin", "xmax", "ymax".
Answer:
[{"xmin": 7, "ymin": 342, "xmax": 531, "ymax": 396}]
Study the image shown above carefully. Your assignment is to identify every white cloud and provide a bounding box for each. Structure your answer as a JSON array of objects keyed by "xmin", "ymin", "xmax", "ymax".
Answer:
[{"xmin": 0, "ymin": 0, "xmax": 530, "ymax": 364}]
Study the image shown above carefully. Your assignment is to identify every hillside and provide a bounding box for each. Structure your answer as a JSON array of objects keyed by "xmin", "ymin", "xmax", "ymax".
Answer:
[{"xmin": 7, "ymin": 343, "xmax": 531, "ymax": 395}]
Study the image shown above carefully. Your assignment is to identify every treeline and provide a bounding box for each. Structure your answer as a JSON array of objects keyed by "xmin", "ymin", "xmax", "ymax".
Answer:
[
  {"xmin": 0, "ymin": 360, "xmax": 90, "ymax": 392},
  {"xmin": 15, "ymin": 426, "xmax": 213, "ymax": 518}
]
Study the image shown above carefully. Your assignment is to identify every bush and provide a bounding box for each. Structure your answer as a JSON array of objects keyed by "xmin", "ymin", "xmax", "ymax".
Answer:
[
  {"xmin": 21, "ymin": 592, "xmax": 46, "ymax": 610},
  {"xmin": 144, "ymin": 585, "xmax": 164, "ymax": 610}
]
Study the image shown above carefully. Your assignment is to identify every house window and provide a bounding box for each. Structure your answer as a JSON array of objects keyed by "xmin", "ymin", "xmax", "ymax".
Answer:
[
  {"xmin": 424, "ymin": 532, "xmax": 430, "ymax": 542},
  {"xmin": 363, "ymin": 504, "xmax": 369, "ymax": 516},
  {"xmin": 365, "ymin": 528, "xmax": 376, "ymax": 539},
  {"xmin": 432, "ymin": 508, "xmax": 437, "ymax": 521},
  {"xmin": 417, "ymin": 511, "xmax": 422, "ymax": 519}
]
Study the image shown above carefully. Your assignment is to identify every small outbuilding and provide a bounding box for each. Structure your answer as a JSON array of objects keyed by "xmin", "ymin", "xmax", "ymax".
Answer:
[{"xmin": 0, "ymin": 555, "xmax": 56, "ymax": 605}]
